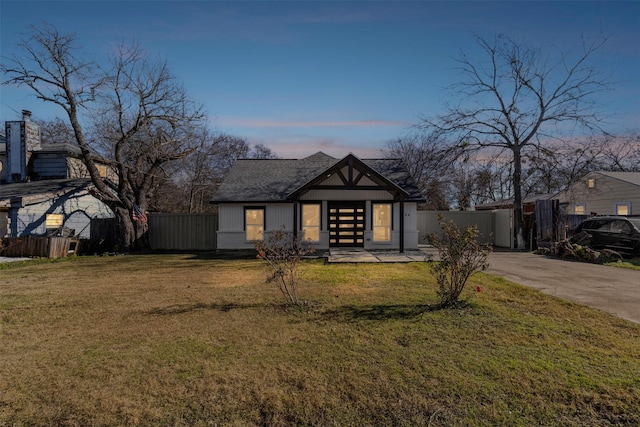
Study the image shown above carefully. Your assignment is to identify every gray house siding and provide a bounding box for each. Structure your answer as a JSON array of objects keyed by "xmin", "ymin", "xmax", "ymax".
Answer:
[
  {"xmin": 1, "ymin": 179, "xmax": 114, "ymax": 239},
  {"xmin": 32, "ymin": 153, "xmax": 70, "ymax": 179},
  {"xmin": 216, "ymin": 200, "xmax": 420, "ymax": 251},
  {"xmin": 217, "ymin": 203, "xmax": 294, "ymax": 250},
  {"xmin": 554, "ymin": 171, "xmax": 640, "ymax": 216},
  {"xmin": 8, "ymin": 188, "xmax": 113, "ymax": 238}
]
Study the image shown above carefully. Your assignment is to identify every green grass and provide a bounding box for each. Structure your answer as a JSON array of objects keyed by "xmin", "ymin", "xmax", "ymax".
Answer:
[
  {"xmin": 605, "ymin": 258, "xmax": 640, "ymax": 270},
  {"xmin": 0, "ymin": 255, "xmax": 638, "ymax": 426}
]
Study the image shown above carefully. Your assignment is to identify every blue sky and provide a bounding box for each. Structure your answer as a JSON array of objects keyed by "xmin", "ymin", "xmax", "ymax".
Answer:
[{"xmin": 1, "ymin": 1, "xmax": 639, "ymax": 158}]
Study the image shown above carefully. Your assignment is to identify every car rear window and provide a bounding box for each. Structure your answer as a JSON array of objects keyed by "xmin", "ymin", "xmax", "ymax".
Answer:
[
  {"xmin": 582, "ymin": 220, "xmax": 609, "ymax": 230},
  {"xmin": 628, "ymin": 218, "xmax": 640, "ymax": 229}
]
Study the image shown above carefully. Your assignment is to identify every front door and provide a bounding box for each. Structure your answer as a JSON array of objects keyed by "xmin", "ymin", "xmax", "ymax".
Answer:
[{"xmin": 328, "ymin": 202, "xmax": 365, "ymax": 247}]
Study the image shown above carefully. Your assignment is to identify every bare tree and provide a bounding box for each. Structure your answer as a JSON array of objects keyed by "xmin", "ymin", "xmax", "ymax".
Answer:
[
  {"xmin": 2, "ymin": 24, "xmax": 204, "ymax": 249},
  {"xmin": 598, "ymin": 133, "xmax": 640, "ymax": 172},
  {"xmin": 383, "ymin": 132, "xmax": 459, "ymax": 210},
  {"xmin": 36, "ymin": 118, "xmax": 76, "ymax": 145},
  {"xmin": 421, "ymin": 34, "xmax": 610, "ymax": 248},
  {"xmin": 168, "ymin": 133, "xmax": 277, "ymax": 213}
]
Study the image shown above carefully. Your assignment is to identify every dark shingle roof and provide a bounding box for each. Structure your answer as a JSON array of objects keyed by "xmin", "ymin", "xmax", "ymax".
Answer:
[
  {"xmin": 0, "ymin": 178, "xmax": 93, "ymax": 207},
  {"xmin": 211, "ymin": 152, "xmax": 424, "ymax": 203}
]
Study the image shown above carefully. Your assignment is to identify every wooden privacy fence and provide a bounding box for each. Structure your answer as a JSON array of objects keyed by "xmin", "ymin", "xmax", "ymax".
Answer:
[
  {"xmin": 148, "ymin": 213, "xmax": 218, "ymax": 251},
  {"xmin": 417, "ymin": 210, "xmax": 513, "ymax": 249},
  {"xmin": 535, "ymin": 199, "xmax": 588, "ymax": 247},
  {"xmin": 1, "ymin": 236, "xmax": 79, "ymax": 259}
]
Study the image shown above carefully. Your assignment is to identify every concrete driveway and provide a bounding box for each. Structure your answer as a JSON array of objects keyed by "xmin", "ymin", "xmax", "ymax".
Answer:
[{"xmin": 485, "ymin": 251, "xmax": 640, "ymax": 324}]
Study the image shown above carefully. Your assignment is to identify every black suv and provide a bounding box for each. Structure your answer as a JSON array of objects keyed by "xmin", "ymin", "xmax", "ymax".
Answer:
[{"xmin": 573, "ymin": 216, "xmax": 640, "ymax": 255}]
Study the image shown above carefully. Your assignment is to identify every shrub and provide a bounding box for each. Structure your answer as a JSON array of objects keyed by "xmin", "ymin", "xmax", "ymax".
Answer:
[
  {"xmin": 255, "ymin": 226, "xmax": 315, "ymax": 306},
  {"xmin": 428, "ymin": 216, "xmax": 491, "ymax": 307}
]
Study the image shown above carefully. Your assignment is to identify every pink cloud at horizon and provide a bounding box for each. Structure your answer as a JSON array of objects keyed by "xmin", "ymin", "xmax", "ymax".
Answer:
[{"xmin": 217, "ymin": 117, "xmax": 411, "ymax": 129}]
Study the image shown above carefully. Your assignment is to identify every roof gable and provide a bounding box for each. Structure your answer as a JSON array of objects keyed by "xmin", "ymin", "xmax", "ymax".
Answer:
[{"xmin": 287, "ymin": 153, "xmax": 410, "ymax": 200}]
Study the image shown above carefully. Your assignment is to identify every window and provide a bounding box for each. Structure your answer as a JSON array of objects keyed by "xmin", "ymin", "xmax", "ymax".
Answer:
[
  {"xmin": 97, "ymin": 164, "xmax": 108, "ymax": 178},
  {"xmin": 615, "ymin": 202, "xmax": 630, "ymax": 216},
  {"xmin": 372, "ymin": 203, "xmax": 392, "ymax": 242},
  {"xmin": 574, "ymin": 204, "xmax": 586, "ymax": 215},
  {"xmin": 46, "ymin": 213, "xmax": 63, "ymax": 229},
  {"xmin": 301, "ymin": 204, "xmax": 321, "ymax": 242},
  {"xmin": 245, "ymin": 207, "xmax": 264, "ymax": 241},
  {"xmin": 587, "ymin": 178, "xmax": 595, "ymax": 189},
  {"xmin": 610, "ymin": 220, "xmax": 632, "ymax": 234}
]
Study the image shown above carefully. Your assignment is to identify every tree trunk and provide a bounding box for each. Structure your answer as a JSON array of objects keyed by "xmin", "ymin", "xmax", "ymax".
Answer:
[{"xmin": 512, "ymin": 146, "xmax": 525, "ymax": 249}]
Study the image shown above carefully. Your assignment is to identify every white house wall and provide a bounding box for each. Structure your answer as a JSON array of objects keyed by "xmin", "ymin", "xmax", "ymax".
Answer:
[{"xmin": 363, "ymin": 201, "xmax": 419, "ymax": 250}]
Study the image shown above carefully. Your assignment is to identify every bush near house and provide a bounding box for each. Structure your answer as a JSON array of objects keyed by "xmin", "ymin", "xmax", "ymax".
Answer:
[
  {"xmin": 255, "ymin": 226, "xmax": 315, "ymax": 306},
  {"xmin": 428, "ymin": 216, "xmax": 491, "ymax": 307}
]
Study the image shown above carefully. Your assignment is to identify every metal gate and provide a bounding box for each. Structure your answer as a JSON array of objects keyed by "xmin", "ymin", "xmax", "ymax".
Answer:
[{"xmin": 328, "ymin": 202, "xmax": 365, "ymax": 247}]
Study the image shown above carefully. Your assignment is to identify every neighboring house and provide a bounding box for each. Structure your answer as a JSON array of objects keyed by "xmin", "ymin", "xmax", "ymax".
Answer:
[
  {"xmin": 211, "ymin": 152, "xmax": 425, "ymax": 252},
  {"xmin": 0, "ymin": 110, "xmax": 115, "ymax": 238},
  {"xmin": 474, "ymin": 193, "xmax": 553, "ymax": 212},
  {"xmin": 0, "ymin": 178, "xmax": 114, "ymax": 238},
  {"xmin": 552, "ymin": 171, "xmax": 640, "ymax": 216}
]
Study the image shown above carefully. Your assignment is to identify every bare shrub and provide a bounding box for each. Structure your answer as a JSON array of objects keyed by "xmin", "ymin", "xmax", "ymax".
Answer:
[
  {"xmin": 428, "ymin": 216, "xmax": 491, "ymax": 307},
  {"xmin": 255, "ymin": 226, "xmax": 315, "ymax": 306}
]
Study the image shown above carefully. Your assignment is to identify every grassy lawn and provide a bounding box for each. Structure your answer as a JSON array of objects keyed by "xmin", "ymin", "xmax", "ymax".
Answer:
[{"xmin": 1, "ymin": 254, "xmax": 639, "ymax": 426}]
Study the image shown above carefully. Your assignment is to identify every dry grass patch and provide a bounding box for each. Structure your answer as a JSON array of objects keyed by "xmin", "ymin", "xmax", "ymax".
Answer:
[{"xmin": 0, "ymin": 254, "xmax": 639, "ymax": 426}]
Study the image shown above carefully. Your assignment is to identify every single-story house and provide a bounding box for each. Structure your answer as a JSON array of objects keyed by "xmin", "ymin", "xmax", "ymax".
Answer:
[
  {"xmin": 0, "ymin": 178, "xmax": 114, "ymax": 238},
  {"xmin": 552, "ymin": 171, "xmax": 640, "ymax": 216},
  {"xmin": 211, "ymin": 152, "xmax": 425, "ymax": 252}
]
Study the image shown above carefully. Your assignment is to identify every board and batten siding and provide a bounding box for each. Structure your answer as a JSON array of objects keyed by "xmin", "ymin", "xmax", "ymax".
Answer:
[{"xmin": 300, "ymin": 189, "xmax": 393, "ymax": 201}]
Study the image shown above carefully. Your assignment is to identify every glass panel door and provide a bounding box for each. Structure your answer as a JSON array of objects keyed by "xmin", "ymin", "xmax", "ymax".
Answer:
[{"xmin": 328, "ymin": 202, "xmax": 365, "ymax": 247}]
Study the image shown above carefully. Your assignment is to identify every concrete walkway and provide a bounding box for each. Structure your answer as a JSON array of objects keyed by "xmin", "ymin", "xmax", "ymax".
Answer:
[
  {"xmin": 327, "ymin": 248, "xmax": 429, "ymax": 263},
  {"xmin": 0, "ymin": 256, "xmax": 31, "ymax": 263}
]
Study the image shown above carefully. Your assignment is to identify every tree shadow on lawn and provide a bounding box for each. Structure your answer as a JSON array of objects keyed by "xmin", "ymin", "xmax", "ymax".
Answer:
[
  {"xmin": 145, "ymin": 301, "xmax": 474, "ymax": 319},
  {"xmin": 318, "ymin": 303, "xmax": 441, "ymax": 322},
  {"xmin": 146, "ymin": 302, "xmax": 262, "ymax": 315}
]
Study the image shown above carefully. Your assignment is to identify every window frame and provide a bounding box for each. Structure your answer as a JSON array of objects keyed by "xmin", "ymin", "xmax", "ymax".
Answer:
[
  {"xmin": 372, "ymin": 202, "xmax": 393, "ymax": 242},
  {"xmin": 45, "ymin": 213, "xmax": 64, "ymax": 229},
  {"xmin": 300, "ymin": 202, "xmax": 322, "ymax": 242},
  {"xmin": 244, "ymin": 206, "xmax": 265, "ymax": 241},
  {"xmin": 614, "ymin": 202, "xmax": 631, "ymax": 216},
  {"xmin": 574, "ymin": 204, "xmax": 586, "ymax": 215}
]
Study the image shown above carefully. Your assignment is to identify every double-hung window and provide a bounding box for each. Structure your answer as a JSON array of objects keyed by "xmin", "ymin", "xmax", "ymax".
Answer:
[
  {"xmin": 301, "ymin": 203, "xmax": 321, "ymax": 242},
  {"xmin": 245, "ymin": 207, "xmax": 264, "ymax": 241},
  {"xmin": 372, "ymin": 203, "xmax": 392, "ymax": 242}
]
